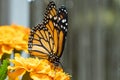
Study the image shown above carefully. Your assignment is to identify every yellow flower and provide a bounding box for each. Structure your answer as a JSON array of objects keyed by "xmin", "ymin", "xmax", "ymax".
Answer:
[
  {"xmin": 8, "ymin": 56, "xmax": 71, "ymax": 80},
  {"xmin": 0, "ymin": 24, "xmax": 30, "ymax": 58},
  {"xmin": 10, "ymin": 24, "xmax": 30, "ymax": 52}
]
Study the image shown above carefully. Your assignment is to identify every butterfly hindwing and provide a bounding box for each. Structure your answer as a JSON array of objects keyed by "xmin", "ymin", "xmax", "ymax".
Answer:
[{"xmin": 28, "ymin": 24, "xmax": 53, "ymax": 59}]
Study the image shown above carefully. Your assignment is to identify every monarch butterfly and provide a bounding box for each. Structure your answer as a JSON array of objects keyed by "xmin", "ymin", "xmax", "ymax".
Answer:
[{"xmin": 28, "ymin": 1, "xmax": 68, "ymax": 66}]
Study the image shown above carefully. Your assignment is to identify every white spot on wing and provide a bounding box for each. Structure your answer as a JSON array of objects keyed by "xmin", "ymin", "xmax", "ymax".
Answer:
[
  {"xmin": 65, "ymin": 23, "xmax": 68, "ymax": 26},
  {"xmin": 62, "ymin": 19, "xmax": 66, "ymax": 23},
  {"xmin": 54, "ymin": 16, "xmax": 57, "ymax": 20},
  {"xmin": 49, "ymin": 15, "xmax": 52, "ymax": 19}
]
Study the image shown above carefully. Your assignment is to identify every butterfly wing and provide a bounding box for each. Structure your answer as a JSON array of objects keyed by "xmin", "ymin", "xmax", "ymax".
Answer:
[
  {"xmin": 43, "ymin": 1, "xmax": 57, "ymax": 37},
  {"xmin": 57, "ymin": 6, "xmax": 68, "ymax": 57},
  {"xmin": 28, "ymin": 1, "xmax": 68, "ymax": 60},
  {"xmin": 43, "ymin": 1, "xmax": 68, "ymax": 58},
  {"xmin": 28, "ymin": 24, "xmax": 54, "ymax": 59},
  {"xmin": 28, "ymin": 1, "xmax": 56, "ymax": 59}
]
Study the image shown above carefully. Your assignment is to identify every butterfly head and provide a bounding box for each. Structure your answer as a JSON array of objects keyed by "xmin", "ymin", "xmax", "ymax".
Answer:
[{"xmin": 48, "ymin": 53, "xmax": 60, "ymax": 66}]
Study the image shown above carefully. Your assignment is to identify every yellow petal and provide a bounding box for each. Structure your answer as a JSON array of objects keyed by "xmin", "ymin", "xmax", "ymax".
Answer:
[
  {"xmin": 30, "ymin": 73, "xmax": 53, "ymax": 80},
  {"xmin": 8, "ymin": 56, "xmax": 71, "ymax": 80},
  {"xmin": 1, "ymin": 45, "xmax": 13, "ymax": 54},
  {"xmin": 8, "ymin": 68, "xmax": 26, "ymax": 80},
  {"xmin": 0, "ymin": 24, "xmax": 30, "ymax": 59}
]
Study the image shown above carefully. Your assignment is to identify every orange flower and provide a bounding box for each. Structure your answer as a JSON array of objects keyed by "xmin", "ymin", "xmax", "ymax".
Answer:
[
  {"xmin": 0, "ymin": 24, "xmax": 30, "ymax": 58},
  {"xmin": 8, "ymin": 56, "xmax": 71, "ymax": 80},
  {"xmin": 10, "ymin": 24, "xmax": 30, "ymax": 52}
]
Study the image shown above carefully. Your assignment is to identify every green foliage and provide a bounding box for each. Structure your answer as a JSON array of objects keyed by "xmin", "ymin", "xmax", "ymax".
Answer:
[{"xmin": 0, "ymin": 60, "xmax": 9, "ymax": 80}]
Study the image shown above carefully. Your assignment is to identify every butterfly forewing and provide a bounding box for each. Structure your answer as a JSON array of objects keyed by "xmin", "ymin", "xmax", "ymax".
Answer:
[
  {"xmin": 56, "ymin": 6, "xmax": 68, "ymax": 57},
  {"xmin": 44, "ymin": 1, "xmax": 57, "ymax": 19}
]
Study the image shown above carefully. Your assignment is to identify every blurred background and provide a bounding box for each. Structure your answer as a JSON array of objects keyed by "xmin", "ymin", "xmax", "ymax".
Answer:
[{"xmin": 0, "ymin": 0, "xmax": 120, "ymax": 80}]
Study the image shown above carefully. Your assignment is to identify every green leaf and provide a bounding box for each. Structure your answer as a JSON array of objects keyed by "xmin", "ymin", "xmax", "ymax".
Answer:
[{"xmin": 0, "ymin": 59, "xmax": 9, "ymax": 80}]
